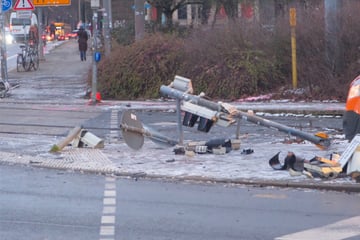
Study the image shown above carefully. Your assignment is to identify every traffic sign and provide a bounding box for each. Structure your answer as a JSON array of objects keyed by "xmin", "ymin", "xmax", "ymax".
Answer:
[
  {"xmin": 13, "ymin": 0, "xmax": 34, "ymax": 11},
  {"xmin": 33, "ymin": 0, "xmax": 71, "ymax": 6},
  {"xmin": 2, "ymin": 0, "xmax": 12, "ymax": 12}
]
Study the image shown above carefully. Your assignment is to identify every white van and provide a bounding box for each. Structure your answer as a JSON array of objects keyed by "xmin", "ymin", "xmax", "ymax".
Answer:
[{"xmin": 9, "ymin": 12, "xmax": 38, "ymax": 43}]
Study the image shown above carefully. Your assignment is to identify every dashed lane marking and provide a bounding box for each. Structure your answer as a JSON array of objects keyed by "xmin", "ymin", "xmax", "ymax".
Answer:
[{"xmin": 99, "ymin": 177, "xmax": 117, "ymax": 240}]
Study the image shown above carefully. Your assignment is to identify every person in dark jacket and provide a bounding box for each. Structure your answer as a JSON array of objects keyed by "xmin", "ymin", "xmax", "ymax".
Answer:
[
  {"xmin": 49, "ymin": 22, "xmax": 56, "ymax": 39},
  {"xmin": 77, "ymin": 26, "xmax": 88, "ymax": 61}
]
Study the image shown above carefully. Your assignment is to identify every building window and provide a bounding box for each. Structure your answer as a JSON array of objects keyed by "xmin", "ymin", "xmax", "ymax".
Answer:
[{"xmin": 178, "ymin": 5, "xmax": 187, "ymax": 19}]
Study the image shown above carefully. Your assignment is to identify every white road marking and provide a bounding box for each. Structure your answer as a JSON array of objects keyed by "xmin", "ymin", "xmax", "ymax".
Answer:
[
  {"xmin": 276, "ymin": 216, "xmax": 360, "ymax": 240},
  {"xmin": 253, "ymin": 193, "xmax": 287, "ymax": 199},
  {"xmin": 104, "ymin": 190, "xmax": 116, "ymax": 197},
  {"xmin": 103, "ymin": 206, "xmax": 116, "ymax": 215},
  {"xmin": 101, "ymin": 216, "xmax": 115, "ymax": 224},
  {"xmin": 103, "ymin": 197, "xmax": 116, "ymax": 205},
  {"xmin": 100, "ymin": 225, "xmax": 115, "ymax": 235},
  {"xmin": 109, "ymin": 110, "xmax": 119, "ymax": 143},
  {"xmin": 99, "ymin": 177, "xmax": 117, "ymax": 240},
  {"xmin": 105, "ymin": 183, "xmax": 116, "ymax": 190},
  {"xmin": 7, "ymin": 54, "xmax": 17, "ymax": 60}
]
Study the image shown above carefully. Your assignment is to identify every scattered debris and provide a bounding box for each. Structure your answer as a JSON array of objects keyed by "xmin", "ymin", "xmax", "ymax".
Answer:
[
  {"xmin": 303, "ymin": 156, "xmax": 342, "ymax": 179},
  {"xmin": 72, "ymin": 129, "xmax": 104, "ymax": 149},
  {"xmin": 269, "ymin": 152, "xmax": 343, "ymax": 180},
  {"xmin": 0, "ymin": 80, "xmax": 10, "ymax": 98},
  {"xmin": 241, "ymin": 148, "xmax": 254, "ymax": 155},
  {"xmin": 50, "ymin": 126, "xmax": 104, "ymax": 152},
  {"xmin": 173, "ymin": 146, "xmax": 185, "ymax": 155},
  {"xmin": 269, "ymin": 152, "xmax": 300, "ymax": 171},
  {"xmin": 350, "ymin": 172, "xmax": 360, "ymax": 183},
  {"xmin": 180, "ymin": 138, "xmax": 240, "ymax": 156},
  {"xmin": 121, "ymin": 110, "xmax": 178, "ymax": 150},
  {"xmin": 50, "ymin": 126, "xmax": 82, "ymax": 152}
]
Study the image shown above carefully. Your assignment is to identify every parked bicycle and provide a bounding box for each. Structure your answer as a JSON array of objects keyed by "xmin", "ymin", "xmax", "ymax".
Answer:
[{"xmin": 17, "ymin": 44, "xmax": 39, "ymax": 72}]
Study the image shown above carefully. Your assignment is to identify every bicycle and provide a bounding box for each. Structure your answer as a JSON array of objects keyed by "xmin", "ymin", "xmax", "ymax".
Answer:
[
  {"xmin": 27, "ymin": 46, "xmax": 39, "ymax": 71},
  {"xmin": 16, "ymin": 44, "xmax": 39, "ymax": 72}
]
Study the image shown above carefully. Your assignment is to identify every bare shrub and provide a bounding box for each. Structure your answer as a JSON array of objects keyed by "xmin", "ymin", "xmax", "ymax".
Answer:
[
  {"xmin": 181, "ymin": 24, "xmax": 286, "ymax": 99},
  {"xmin": 96, "ymin": 1, "xmax": 360, "ymax": 101},
  {"xmin": 97, "ymin": 33, "xmax": 185, "ymax": 100}
]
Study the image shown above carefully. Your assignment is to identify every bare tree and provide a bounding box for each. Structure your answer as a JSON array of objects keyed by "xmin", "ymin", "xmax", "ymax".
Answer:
[
  {"xmin": 147, "ymin": 0, "xmax": 205, "ymax": 28},
  {"xmin": 210, "ymin": 0, "xmax": 241, "ymax": 27}
]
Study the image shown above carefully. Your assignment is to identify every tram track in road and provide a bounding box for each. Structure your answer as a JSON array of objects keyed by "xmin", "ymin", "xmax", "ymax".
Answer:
[
  {"xmin": 0, "ymin": 122, "xmax": 119, "ymax": 135},
  {"xmin": 0, "ymin": 105, "xmax": 116, "ymax": 143},
  {"xmin": 0, "ymin": 102, "xmax": 105, "ymax": 112},
  {"xmin": 0, "ymin": 122, "xmax": 118, "ymax": 130}
]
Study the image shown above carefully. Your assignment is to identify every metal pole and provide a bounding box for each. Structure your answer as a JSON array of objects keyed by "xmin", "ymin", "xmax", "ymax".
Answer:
[
  {"xmin": 289, "ymin": 8, "xmax": 297, "ymax": 89},
  {"xmin": 236, "ymin": 120, "xmax": 241, "ymax": 139},
  {"xmin": 0, "ymin": 5, "xmax": 3, "ymax": 80},
  {"xmin": 78, "ymin": 0, "xmax": 81, "ymax": 23},
  {"xmin": 0, "ymin": 7, "xmax": 7, "ymax": 82},
  {"xmin": 291, "ymin": 26, "xmax": 297, "ymax": 89},
  {"xmin": 176, "ymin": 99, "xmax": 184, "ymax": 145},
  {"xmin": 91, "ymin": 9, "xmax": 98, "ymax": 105},
  {"xmin": 38, "ymin": 7, "xmax": 45, "ymax": 61},
  {"xmin": 325, "ymin": 0, "xmax": 340, "ymax": 72},
  {"xmin": 134, "ymin": 0, "xmax": 145, "ymax": 41},
  {"xmin": 159, "ymin": 85, "xmax": 331, "ymax": 148},
  {"xmin": 103, "ymin": 0, "xmax": 111, "ymax": 56},
  {"xmin": 108, "ymin": 0, "xmax": 112, "ymax": 29}
]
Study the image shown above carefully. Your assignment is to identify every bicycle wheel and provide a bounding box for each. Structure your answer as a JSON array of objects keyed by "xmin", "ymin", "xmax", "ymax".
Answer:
[
  {"xmin": 24, "ymin": 53, "xmax": 31, "ymax": 72},
  {"xmin": 16, "ymin": 54, "xmax": 23, "ymax": 72},
  {"xmin": 32, "ymin": 51, "xmax": 39, "ymax": 71}
]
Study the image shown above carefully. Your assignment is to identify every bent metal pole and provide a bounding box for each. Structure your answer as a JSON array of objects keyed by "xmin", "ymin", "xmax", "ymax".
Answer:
[{"xmin": 160, "ymin": 85, "xmax": 331, "ymax": 149}]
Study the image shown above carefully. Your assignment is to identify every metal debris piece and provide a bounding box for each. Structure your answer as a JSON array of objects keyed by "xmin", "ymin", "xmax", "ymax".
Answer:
[
  {"xmin": 241, "ymin": 148, "xmax": 254, "ymax": 155},
  {"xmin": 269, "ymin": 152, "xmax": 298, "ymax": 170},
  {"xmin": 173, "ymin": 146, "xmax": 185, "ymax": 155},
  {"xmin": 304, "ymin": 157, "xmax": 342, "ymax": 179},
  {"xmin": 120, "ymin": 110, "xmax": 178, "ymax": 150}
]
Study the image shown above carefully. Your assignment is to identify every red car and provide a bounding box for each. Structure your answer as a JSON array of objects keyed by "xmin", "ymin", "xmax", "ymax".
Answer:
[
  {"xmin": 66, "ymin": 30, "xmax": 78, "ymax": 39},
  {"xmin": 57, "ymin": 35, "xmax": 65, "ymax": 41}
]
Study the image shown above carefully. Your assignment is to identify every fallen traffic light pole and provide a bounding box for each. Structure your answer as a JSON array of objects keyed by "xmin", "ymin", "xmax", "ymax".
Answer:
[{"xmin": 159, "ymin": 76, "xmax": 331, "ymax": 149}]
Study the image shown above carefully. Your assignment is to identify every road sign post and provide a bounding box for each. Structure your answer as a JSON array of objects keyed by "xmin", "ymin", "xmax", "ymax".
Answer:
[
  {"xmin": 37, "ymin": 7, "xmax": 45, "ymax": 61},
  {"xmin": 0, "ymin": 0, "xmax": 10, "ymax": 97},
  {"xmin": 289, "ymin": 8, "xmax": 297, "ymax": 89},
  {"xmin": 91, "ymin": 0, "xmax": 99, "ymax": 105}
]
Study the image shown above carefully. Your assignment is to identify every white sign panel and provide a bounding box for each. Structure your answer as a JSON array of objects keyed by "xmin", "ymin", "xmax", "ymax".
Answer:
[
  {"xmin": 91, "ymin": 0, "xmax": 100, "ymax": 9},
  {"xmin": 16, "ymin": 10, "xmax": 32, "ymax": 18}
]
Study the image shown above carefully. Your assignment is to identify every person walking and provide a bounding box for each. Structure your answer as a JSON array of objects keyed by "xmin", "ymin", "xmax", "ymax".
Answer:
[
  {"xmin": 49, "ymin": 22, "xmax": 56, "ymax": 40},
  {"xmin": 77, "ymin": 26, "xmax": 88, "ymax": 61}
]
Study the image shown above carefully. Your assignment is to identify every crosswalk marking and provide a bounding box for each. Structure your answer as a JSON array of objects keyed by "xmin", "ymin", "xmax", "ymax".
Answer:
[
  {"xmin": 109, "ymin": 110, "xmax": 119, "ymax": 143},
  {"xmin": 276, "ymin": 216, "xmax": 360, "ymax": 240}
]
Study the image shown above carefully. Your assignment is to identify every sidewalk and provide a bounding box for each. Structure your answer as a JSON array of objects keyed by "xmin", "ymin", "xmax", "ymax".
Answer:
[{"xmin": 0, "ymin": 40, "xmax": 359, "ymax": 192}]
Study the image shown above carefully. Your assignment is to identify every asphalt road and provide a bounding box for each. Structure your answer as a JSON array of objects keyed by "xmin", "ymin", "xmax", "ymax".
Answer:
[{"xmin": 1, "ymin": 164, "xmax": 359, "ymax": 240}]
